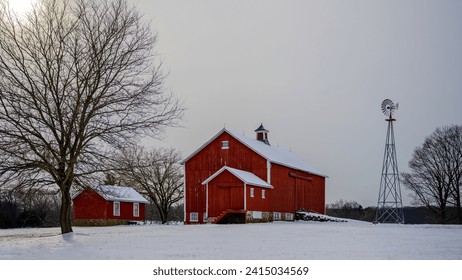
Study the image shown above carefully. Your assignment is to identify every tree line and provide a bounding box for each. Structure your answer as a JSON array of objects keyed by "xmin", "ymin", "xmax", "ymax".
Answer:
[
  {"xmin": 0, "ymin": 146, "xmax": 185, "ymax": 229},
  {"xmin": 0, "ymin": 189, "xmax": 60, "ymax": 228},
  {"xmin": 326, "ymin": 199, "xmax": 461, "ymax": 224}
]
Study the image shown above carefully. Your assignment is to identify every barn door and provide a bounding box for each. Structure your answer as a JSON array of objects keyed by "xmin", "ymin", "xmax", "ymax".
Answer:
[
  {"xmin": 290, "ymin": 172, "xmax": 312, "ymax": 211},
  {"xmin": 229, "ymin": 186, "xmax": 244, "ymax": 210},
  {"xmin": 295, "ymin": 179, "xmax": 306, "ymax": 210},
  {"xmin": 215, "ymin": 185, "xmax": 244, "ymax": 215}
]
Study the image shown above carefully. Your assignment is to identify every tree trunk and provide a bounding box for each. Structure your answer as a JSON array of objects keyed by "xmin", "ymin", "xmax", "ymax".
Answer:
[
  {"xmin": 60, "ymin": 189, "xmax": 73, "ymax": 234},
  {"xmin": 457, "ymin": 196, "xmax": 462, "ymax": 224},
  {"xmin": 454, "ymin": 180, "xmax": 462, "ymax": 224},
  {"xmin": 439, "ymin": 207, "xmax": 446, "ymax": 224},
  {"xmin": 160, "ymin": 207, "xmax": 167, "ymax": 224}
]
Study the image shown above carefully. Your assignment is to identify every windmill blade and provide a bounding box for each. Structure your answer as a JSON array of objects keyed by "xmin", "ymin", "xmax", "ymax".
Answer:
[{"xmin": 381, "ymin": 99, "xmax": 394, "ymax": 116}]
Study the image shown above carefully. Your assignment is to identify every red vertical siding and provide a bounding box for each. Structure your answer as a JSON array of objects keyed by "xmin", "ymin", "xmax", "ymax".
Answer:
[
  {"xmin": 73, "ymin": 190, "xmax": 109, "ymax": 220},
  {"xmin": 73, "ymin": 189, "xmax": 146, "ymax": 221},
  {"xmin": 205, "ymin": 170, "xmax": 271, "ymax": 218},
  {"xmin": 185, "ymin": 131, "xmax": 267, "ymax": 223},
  {"xmin": 184, "ymin": 130, "xmax": 326, "ymax": 223},
  {"xmin": 270, "ymin": 163, "xmax": 325, "ymax": 214},
  {"xmin": 245, "ymin": 185, "xmax": 271, "ymax": 212},
  {"xmin": 207, "ymin": 170, "xmax": 244, "ymax": 217},
  {"xmin": 269, "ymin": 164, "xmax": 295, "ymax": 213},
  {"xmin": 107, "ymin": 201, "xmax": 145, "ymax": 221}
]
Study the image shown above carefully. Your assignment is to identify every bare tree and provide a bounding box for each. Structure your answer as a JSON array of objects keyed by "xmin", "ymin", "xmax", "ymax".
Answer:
[
  {"xmin": 0, "ymin": 0, "xmax": 183, "ymax": 233},
  {"xmin": 114, "ymin": 146, "xmax": 183, "ymax": 224},
  {"xmin": 402, "ymin": 125, "xmax": 462, "ymax": 224},
  {"xmin": 446, "ymin": 125, "xmax": 462, "ymax": 223},
  {"xmin": 326, "ymin": 199, "xmax": 365, "ymax": 220}
]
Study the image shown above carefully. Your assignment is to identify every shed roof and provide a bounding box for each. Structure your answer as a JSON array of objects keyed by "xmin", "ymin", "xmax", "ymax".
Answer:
[
  {"xmin": 73, "ymin": 185, "xmax": 149, "ymax": 203},
  {"xmin": 182, "ymin": 128, "xmax": 327, "ymax": 178},
  {"xmin": 202, "ymin": 166, "xmax": 273, "ymax": 189}
]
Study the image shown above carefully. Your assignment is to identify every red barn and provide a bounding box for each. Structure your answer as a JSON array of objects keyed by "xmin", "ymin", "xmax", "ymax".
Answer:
[
  {"xmin": 182, "ymin": 124, "xmax": 327, "ymax": 224},
  {"xmin": 72, "ymin": 185, "xmax": 148, "ymax": 226}
]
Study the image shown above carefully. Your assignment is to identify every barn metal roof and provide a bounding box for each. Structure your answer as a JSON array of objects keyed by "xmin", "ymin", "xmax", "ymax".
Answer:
[
  {"xmin": 182, "ymin": 128, "xmax": 327, "ymax": 178},
  {"xmin": 202, "ymin": 166, "xmax": 273, "ymax": 188},
  {"xmin": 229, "ymin": 129, "xmax": 327, "ymax": 177}
]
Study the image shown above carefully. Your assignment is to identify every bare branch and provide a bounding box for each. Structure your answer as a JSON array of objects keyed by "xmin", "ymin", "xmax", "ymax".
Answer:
[
  {"xmin": 0, "ymin": 0, "xmax": 184, "ymax": 233},
  {"xmin": 109, "ymin": 145, "xmax": 184, "ymax": 224},
  {"xmin": 402, "ymin": 125, "xmax": 462, "ymax": 224}
]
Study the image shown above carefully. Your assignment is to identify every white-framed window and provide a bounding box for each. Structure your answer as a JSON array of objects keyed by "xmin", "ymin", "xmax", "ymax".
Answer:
[
  {"xmin": 250, "ymin": 188, "xmax": 255, "ymax": 198},
  {"xmin": 221, "ymin": 140, "xmax": 229, "ymax": 149},
  {"xmin": 273, "ymin": 212, "xmax": 281, "ymax": 220},
  {"xmin": 133, "ymin": 203, "xmax": 139, "ymax": 217},
  {"xmin": 262, "ymin": 189, "xmax": 266, "ymax": 199},
  {"xmin": 190, "ymin": 212, "xmax": 199, "ymax": 222},
  {"xmin": 203, "ymin": 212, "xmax": 208, "ymax": 222},
  {"xmin": 285, "ymin": 213, "xmax": 294, "ymax": 220},
  {"xmin": 113, "ymin": 201, "xmax": 120, "ymax": 216},
  {"xmin": 252, "ymin": 211, "xmax": 263, "ymax": 219}
]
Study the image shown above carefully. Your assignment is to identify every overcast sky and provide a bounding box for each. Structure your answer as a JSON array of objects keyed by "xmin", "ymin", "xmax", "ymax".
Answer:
[{"xmin": 130, "ymin": 0, "xmax": 462, "ymax": 207}]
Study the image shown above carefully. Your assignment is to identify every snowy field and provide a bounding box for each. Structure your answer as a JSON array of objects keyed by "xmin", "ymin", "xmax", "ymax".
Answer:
[{"xmin": 1, "ymin": 220, "xmax": 462, "ymax": 260}]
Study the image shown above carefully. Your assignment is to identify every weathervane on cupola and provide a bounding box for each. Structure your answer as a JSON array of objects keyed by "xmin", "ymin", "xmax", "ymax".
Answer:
[
  {"xmin": 255, "ymin": 124, "xmax": 270, "ymax": 145},
  {"xmin": 374, "ymin": 99, "xmax": 405, "ymax": 224}
]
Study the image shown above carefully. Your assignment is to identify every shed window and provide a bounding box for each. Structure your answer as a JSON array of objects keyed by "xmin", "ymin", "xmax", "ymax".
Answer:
[
  {"xmin": 285, "ymin": 213, "xmax": 294, "ymax": 220},
  {"xmin": 221, "ymin": 141, "xmax": 229, "ymax": 149},
  {"xmin": 113, "ymin": 201, "xmax": 120, "ymax": 216},
  {"xmin": 250, "ymin": 188, "xmax": 255, "ymax": 198},
  {"xmin": 262, "ymin": 189, "xmax": 266, "ymax": 199},
  {"xmin": 133, "ymin": 203, "xmax": 139, "ymax": 217},
  {"xmin": 190, "ymin": 212, "xmax": 199, "ymax": 222}
]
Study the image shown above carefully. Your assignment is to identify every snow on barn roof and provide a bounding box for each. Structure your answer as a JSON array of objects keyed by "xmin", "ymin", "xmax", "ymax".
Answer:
[
  {"xmin": 229, "ymin": 129, "xmax": 327, "ymax": 177},
  {"xmin": 73, "ymin": 185, "xmax": 149, "ymax": 203},
  {"xmin": 202, "ymin": 166, "xmax": 273, "ymax": 188},
  {"xmin": 182, "ymin": 128, "xmax": 327, "ymax": 177}
]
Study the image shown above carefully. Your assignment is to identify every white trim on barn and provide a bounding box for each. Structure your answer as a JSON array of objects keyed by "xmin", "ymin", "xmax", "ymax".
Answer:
[
  {"xmin": 285, "ymin": 213, "xmax": 294, "ymax": 220},
  {"xmin": 202, "ymin": 166, "xmax": 272, "ymax": 189},
  {"xmin": 273, "ymin": 212, "xmax": 281, "ymax": 220},
  {"xmin": 206, "ymin": 183, "xmax": 209, "ymax": 221},
  {"xmin": 133, "ymin": 203, "xmax": 139, "ymax": 217},
  {"xmin": 252, "ymin": 211, "xmax": 263, "ymax": 219},
  {"xmin": 113, "ymin": 201, "xmax": 120, "ymax": 216},
  {"xmin": 182, "ymin": 128, "xmax": 327, "ymax": 178},
  {"xmin": 190, "ymin": 212, "xmax": 199, "ymax": 222},
  {"xmin": 244, "ymin": 183, "xmax": 247, "ymax": 210},
  {"xmin": 183, "ymin": 165, "xmax": 186, "ymax": 223}
]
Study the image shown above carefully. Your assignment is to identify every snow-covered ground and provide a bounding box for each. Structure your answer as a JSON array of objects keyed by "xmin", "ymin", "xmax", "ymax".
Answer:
[{"xmin": 1, "ymin": 220, "xmax": 462, "ymax": 260}]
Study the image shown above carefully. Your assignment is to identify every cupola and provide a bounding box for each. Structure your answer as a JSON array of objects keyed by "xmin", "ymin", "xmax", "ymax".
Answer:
[{"xmin": 255, "ymin": 124, "xmax": 270, "ymax": 145}]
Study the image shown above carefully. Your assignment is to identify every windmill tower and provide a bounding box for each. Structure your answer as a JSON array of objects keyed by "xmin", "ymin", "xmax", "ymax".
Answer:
[{"xmin": 374, "ymin": 99, "xmax": 405, "ymax": 224}]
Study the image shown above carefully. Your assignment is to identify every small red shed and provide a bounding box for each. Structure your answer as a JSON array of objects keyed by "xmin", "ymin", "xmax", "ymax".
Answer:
[
  {"xmin": 72, "ymin": 185, "xmax": 148, "ymax": 226},
  {"xmin": 182, "ymin": 124, "xmax": 328, "ymax": 224}
]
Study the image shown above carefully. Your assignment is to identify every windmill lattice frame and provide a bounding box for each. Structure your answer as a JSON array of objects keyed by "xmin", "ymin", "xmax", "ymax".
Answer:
[{"xmin": 374, "ymin": 99, "xmax": 405, "ymax": 224}]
